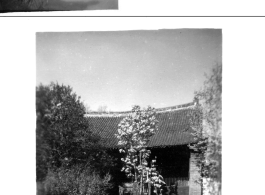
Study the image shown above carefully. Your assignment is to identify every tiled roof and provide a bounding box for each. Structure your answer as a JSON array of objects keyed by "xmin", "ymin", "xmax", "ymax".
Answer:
[{"xmin": 86, "ymin": 102, "xmax": 196, "ymax": 148}]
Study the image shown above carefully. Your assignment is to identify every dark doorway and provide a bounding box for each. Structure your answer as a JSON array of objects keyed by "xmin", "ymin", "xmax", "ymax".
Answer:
[{"xmin": 150, "ymin": 145, "xmax": 190, "ymax": 184}]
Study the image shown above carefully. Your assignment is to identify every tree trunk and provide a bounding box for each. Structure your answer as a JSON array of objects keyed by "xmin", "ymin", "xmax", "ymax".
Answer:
[
  {"xmin": 133, "ymin": 182, "xmax": 139, "ymax": 195},
  {"xmin": 139, "ymin": 152, "xmax": 143, "ymax": 195},
  {"xmin": 148, "ymin": 182, "xmax": 151, "ymax": 195}
]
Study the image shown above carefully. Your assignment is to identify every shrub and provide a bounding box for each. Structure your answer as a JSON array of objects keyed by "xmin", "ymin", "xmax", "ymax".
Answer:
[
  {"xmin": 44, "ymin": 165, "xmax": 112, "ymax": 195},
  {"xmin": 36, "ymin": 82, "xmax": 115, "ymax": 181}
]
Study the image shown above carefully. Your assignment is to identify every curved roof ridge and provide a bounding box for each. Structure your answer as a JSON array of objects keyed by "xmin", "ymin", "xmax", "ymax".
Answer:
[
  {"xmin": 156, "ymin": 102, "xmax": 195, "ymax": 113},
  {"xmin": 85, "ymin": 101, "xmax": 195, "ymax": 117}
]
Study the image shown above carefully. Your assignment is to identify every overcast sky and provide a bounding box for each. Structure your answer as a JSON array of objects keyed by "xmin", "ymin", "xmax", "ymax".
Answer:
[{"xmin": 36, "ymin": 29, "xmax": 222, "ymax": 111}]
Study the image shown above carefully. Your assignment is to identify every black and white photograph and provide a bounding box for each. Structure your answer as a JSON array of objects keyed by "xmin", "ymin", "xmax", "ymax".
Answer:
[
  {"xmin": 0, "ymin": 0, "xmax": 118, "ymax": 13},
  {"xmin": 36, "ymin": 29, "xmax": 222, "ymax": 195}
]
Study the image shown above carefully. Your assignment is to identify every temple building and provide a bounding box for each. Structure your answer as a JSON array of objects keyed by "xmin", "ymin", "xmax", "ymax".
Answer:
[{"xmin": 86, "ymin": 102, "xmax": 201, "ymax": 195}]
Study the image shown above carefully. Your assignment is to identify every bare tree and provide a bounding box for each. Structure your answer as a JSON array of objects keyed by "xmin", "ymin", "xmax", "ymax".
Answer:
[{"xmin": 97, "ymin": 105, "xmax": 108, "ymax": 113}]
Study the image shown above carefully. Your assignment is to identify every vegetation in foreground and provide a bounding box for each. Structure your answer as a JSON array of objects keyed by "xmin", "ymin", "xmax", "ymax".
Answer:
[
  {"xmin": 36, "ymin": 82, "xmax": 115, "ymax": 195},
  {"xmin": 188, "ymin": 63, "xmax": 222, "ymax": 195},
  {"xmin": 116, "ymin": 106, "xmax": 166, "ymax": 194}
]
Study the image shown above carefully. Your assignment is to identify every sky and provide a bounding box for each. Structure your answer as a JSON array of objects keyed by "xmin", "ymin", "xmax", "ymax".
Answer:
[{"xmin": 36, "ymin": 29, "xmax": 222, "ymax": 111}]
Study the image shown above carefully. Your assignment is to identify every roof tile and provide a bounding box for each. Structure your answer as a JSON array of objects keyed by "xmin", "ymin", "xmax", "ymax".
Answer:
[{"xmin": 86, "ymin": 104, "xmax": 196, "ymax": 148}]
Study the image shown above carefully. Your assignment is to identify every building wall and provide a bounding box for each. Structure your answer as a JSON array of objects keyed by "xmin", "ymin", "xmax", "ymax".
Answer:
[{"xmin": 189, "ymin": 153, "xmax": 201, "ymax": 195}]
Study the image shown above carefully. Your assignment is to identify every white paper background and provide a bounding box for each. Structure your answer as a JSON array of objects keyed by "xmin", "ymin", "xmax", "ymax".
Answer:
[{"xmin": 0, "ymin": 16, "xmax": 265, "ymax": 195}]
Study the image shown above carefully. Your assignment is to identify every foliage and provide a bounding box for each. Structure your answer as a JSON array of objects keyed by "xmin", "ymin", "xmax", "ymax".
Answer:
[
  {"xmin": 115, "ymin": 106, "xmax": 165, "ymax": 193},
  {"xmin": 144, "ymin": 158, "xmax": 166, "ymax": 190},
  {"xmin": 44, "ymin": 165, "xmax": 112, "ymax": 195},
  {"xmin": 116, "ymin": 105, "xmax": 157, "ymax": 180},
  {"xmin": 36, "ymin": 82, "xmax": 115, "ymax": 181},
  {"xmin": 188, "ymin": 64, "xmax": 222, "ymax": 195},
  {"xmin": 188, "ymin": 104, "xmax": 209, "ymax": 180}
]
